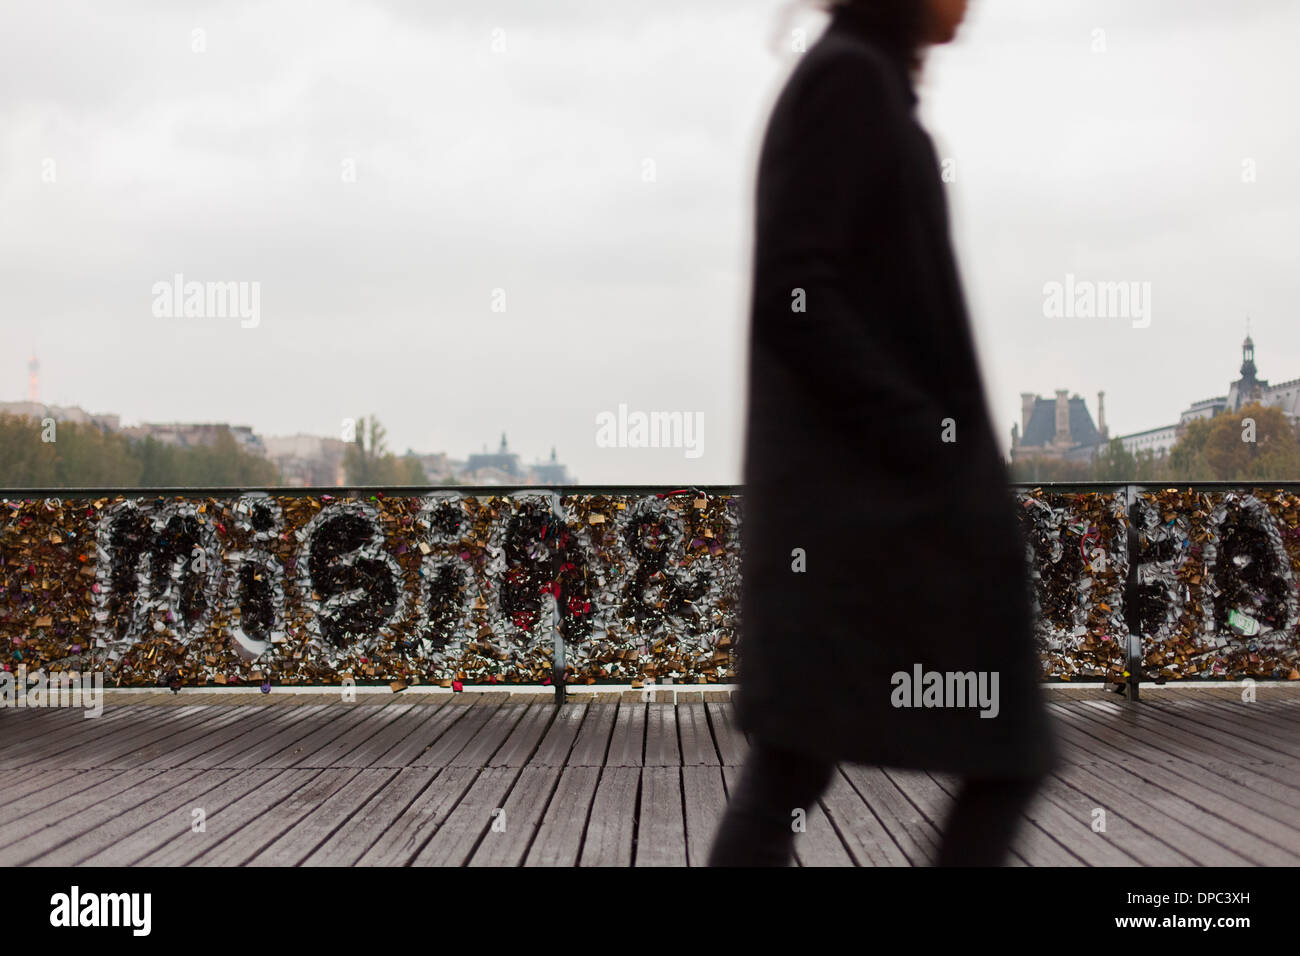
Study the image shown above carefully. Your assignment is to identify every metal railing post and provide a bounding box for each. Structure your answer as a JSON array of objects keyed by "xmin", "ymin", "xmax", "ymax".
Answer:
[
  {"xmin": 549, "ymin": 490, "xmax": 566, "ymax": 705},
  {"xmin": 1123, "ymin": 483, "xmax": 1142, "ymax": 701}
]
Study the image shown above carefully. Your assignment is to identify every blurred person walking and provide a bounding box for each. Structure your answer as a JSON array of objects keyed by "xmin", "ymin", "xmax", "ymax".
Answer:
[{"xmin": 710, "ymin": 0, "xmax": 1058, "ymax": 867}]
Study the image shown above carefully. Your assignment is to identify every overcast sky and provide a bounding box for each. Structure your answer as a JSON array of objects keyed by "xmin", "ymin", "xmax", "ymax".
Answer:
[{"xmin": 3, "ymin": 0, "xmax": 1298, "ymax": 483}]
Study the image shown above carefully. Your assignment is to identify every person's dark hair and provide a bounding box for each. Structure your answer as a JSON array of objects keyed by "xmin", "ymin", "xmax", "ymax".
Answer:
[{"xmin": 817, "ymin": 0, "xmax": 927, "ymax": 71}]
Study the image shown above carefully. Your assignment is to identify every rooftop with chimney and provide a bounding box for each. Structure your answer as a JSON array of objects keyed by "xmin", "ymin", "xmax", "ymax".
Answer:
[{"xmin": 1010, "ymin": 390, "xmax": 1107, "ymax": 464}]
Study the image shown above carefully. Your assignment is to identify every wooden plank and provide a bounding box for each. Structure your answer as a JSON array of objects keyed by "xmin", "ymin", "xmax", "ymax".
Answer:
[
  {"xmin": 131, "ymin": 768, "xmax": 321, "ymax": 866},
  {"xmin": 265, "ymin": 704, "xmax": 393, "ymax": 768},
  {"xmin": 410, "ymin": 698, "xmax": 506, "ymax": 768},
  {"xmin": 1193, "ymin": 694, "xmax": 1300, "ymax": 718},
  {"xmin": 7, "ymin": 692, "xmax": 1293, "ymax": 868},
  {"xmin": 883, "ymin": 768, "xmax": 955, "ymax": 831},
  {"xmin": 994, "ymin": 768, "xmax": 1139, "ymax": 867},
  {"xmin": 678, "ymin": 702, "xmax": 720, "ymax": 766},
  {"xmin": 1035, "ymin": 769, "xmax": 1193, "ymax": 866},
  {"xmin": 411, "ymin": 766, "xmax": 516, "ymax": 866},
  {"xmin": 134, "ymin": 706, "xmax": 290, "ymax": 769},
  {"xmin": 329, "ymin": 701, "xmax": 426, "ymax": 768},
  {"xmin": 488, "ymin": 702, "xmax": 555, "ymax": 768},
  {"xmin": 354, "ymin": 766, "xmax": 478, "ymax": 866},
  {"xmin": 24, "ymin": 769, "xmax": 242, "ymax": 866},
  {"xmin": 792, "ymin": 802, "xmax": 856, "ymax": 867},
  {"xmin": 605, "ymin": 702, "xmax": 645, "ymax": 768},
  {"xmin": 921, "ymin": 771, "xmax": 1080, "ymax": 867},
  {"xmin": 1135, "ymin": 695, "xmax": 1299, "ymax": 745},
  {"xmin": 720, "ymin": 763, "xmax": 858, "ymax": 868},
  {"xmin": 1051, "ymin": 702, "xmax": 1300, "ymax": 832},
  {"xmin": 635, "ymin": 767, "xmax": 686, "ymax": 866},
  {"xmin": 1078, "ymin": 700, "xmax": 1290, "ymax": 770},
  {"xmin": 325, "ymin": 702, "xmax": 421, "ymax": 765},
  {"xmin": 523, "ymin": 766, "xmax": 601, "ymax": 867},
  {"xmin": 580, "ymin": 766, "xmax": 639, "ymax": 866},
  {"xmin": 681, "ymin": 765, "xmax": 727, "ymax": 866},
  {"xmin": 0, "ymin": 771, "xmax": 91, "ymax": 837},
  {"xmin": 643, "ymin": 704, "xmax": 680, "ymax": 767},
  {"xmin": 704, "ymin": 701, "xmax": 748, "ymax": 766},
  {"xmin": 368, "ymin": 701, "xmax": 471, "ymax": 768},
  {"xmin": 188, "ymin": 769, "xmax": 358, "ymax": 866},
  {"xmin": 79, "ymin": 768, "xmax": 293, "ymax": 866},
  {"xmin": 442, "ymin": 701, "xmax": 524, "ymax": 768},
  {"xmin": 468, "ymin": 766, "xmax": 560, "ymax": 866},
  {"xmin": 302, "ymin": 766, "xmax": 438, "ymax": 866},
  {"xmin": 1052, "ymin": 760, "xmax": 1253, "ymax": 866},
  {"xmin": 246, "ymin": 768, "xmax": 398, "ymax": 866},
  {"xmin": 1, "ymin": 768, "xmax": 204, "ymax": 865},
  {"xmin": 182, "ymin": 704, "xmax": 326, "ymax": 770},
  {"xmin": 210, "ymin": 704, "xmax": 336, "ymax": 769},
  {"xmin": 0, "ymin": 709, "xmax": 85, "ymax": 749},
  {"xmin": 838, "ymin": 764, "xmax": 941, "ymax": 865},
  {"xmin": 1079, "ymin": 698, "xmax": 1300, "ymax": 786},
  {"xmin": 526, "ymin": 702, "xmax": 633, "ymax": 866},
  {"xmin": 1155, "ymin": 693, "xmax": 1300, "ymax": 727},
  {"xmin": 0, "ymin": 705, "xmax": 163, "ymax": 767},
  {"xmin": 0, "ymin": 768, "xmax": 155, "ymax": 838},
  {"xmin": 1080, "ymin": 700, "xmax": 1300, "ymax": 791},
  {"xmin": 0, "ymin": 703, "xmax": 130, "ymax": 748},
  {"xmin": 528, "ymin": 702, "xmax": 586, "ymax": 767},
  {"xmin": 287, "ymin": 704, "xmax": 414, "ymax": 768},
  {"xmin": 0, "ymin": 769, "xmax": 81, "ymax": 809},
  {"xmin": 254, "ymin": 705, "xmax": 371, "ymax": 768},
  {"xmin": 62, "ymin": 706, "xmax": 218, "ymax": 768},
  {"xmin": 116, "ymin": 706, "xmax": 253, "ymax": 768},
  {"xmin": 1143, "ymin": 697, "xmax": 1300, "ymax": 759},
  {"xmin": 1046, "ymin": 706, "xmax": 1300, "ymax": 862},
  {"xmin": 815, "ymin": 767, "xmax": 908, "ymax": 866},
  {"xmin": 1239, "ymin": 695, "xmax": 1300, "ymax": 712},
  {"xmin": 566, "ymin": 703, "xmax": 616, "ymax": 767}
]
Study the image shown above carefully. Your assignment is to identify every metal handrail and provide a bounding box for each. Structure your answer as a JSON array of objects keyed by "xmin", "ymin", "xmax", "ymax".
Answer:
[{"xmin": 6, "ymin": 479, "xmax": 1300, "ymax": 498}]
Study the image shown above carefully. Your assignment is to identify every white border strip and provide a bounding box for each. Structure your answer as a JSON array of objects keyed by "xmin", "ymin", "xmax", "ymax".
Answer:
[{"xmin": 93, "ymin": 680, "xmax": 1296, "ymax": 698}]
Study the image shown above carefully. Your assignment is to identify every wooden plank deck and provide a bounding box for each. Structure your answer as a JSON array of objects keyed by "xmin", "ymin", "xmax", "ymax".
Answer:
[{"xmin": 1, "ymin": 684, "xmax": 1298, "ymax": 866}]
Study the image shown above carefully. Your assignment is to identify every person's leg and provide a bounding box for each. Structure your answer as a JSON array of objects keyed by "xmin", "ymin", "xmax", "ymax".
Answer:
[
  {"xmin": 707, "ymin": 739, "xmax": 836, "ymax": 866},
  {"xmin": 935, "ymin": 774, "xmax": 1044, "ymax": 866}
]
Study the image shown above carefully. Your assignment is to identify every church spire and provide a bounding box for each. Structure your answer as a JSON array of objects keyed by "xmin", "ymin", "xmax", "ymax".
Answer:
[{"xmin": 1235, "ymin": 320, "xmax": 1261, "ymax": 412}]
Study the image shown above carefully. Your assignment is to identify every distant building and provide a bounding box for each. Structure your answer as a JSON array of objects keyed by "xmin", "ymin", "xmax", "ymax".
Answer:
[
  {"xmin": 262, "ymin": 433, "xmax": 347, "ymax": 487},
  {"xmin": 465, "ymin": 433, "xmax": 523, "ymax": 480},
  {"xmin": 1179, "ymin": 334, "xmax": 1300, "ymax": 425},
  {"xmin": 121, "ymin": 422, "xmax": 267, "ymax": 458},
  {"xmin": 1116, "ymin": 333, "xmax": 1300, "ymax": 458},
  {"xmin": 1118, "ymin": 424, "xmax": 1178, "ymax": 458},
  {"xmin": 0, "ymin": 401, "xmax": 121, "ymax": 432},
  {"xmin": 415, "ymin": 451, "xmax": 455, "ymax": 483},
  {"xmin": 1179, "ymin": 395, "xmax": 1228, "ymax": 425},
  {"xmin": 529, "ymin": 447, "xmax": 573, "ymax": 484},
  {"xmin": 459, "ymin": 434, "xmax": 573, "ymax": 485},
  {"xmin": 1010, "ymin": 390, "xmax": 1108, "ymax": 464}
]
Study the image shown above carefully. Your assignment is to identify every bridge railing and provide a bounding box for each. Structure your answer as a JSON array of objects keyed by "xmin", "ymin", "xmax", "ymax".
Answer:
[{"xmin": 2, "ymin": 482, "xmax": 1298, "ymax": 698}]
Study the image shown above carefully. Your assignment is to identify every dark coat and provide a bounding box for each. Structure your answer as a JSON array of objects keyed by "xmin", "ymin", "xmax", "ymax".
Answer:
[{"xmin": 737, "ymin": 11, "xmax": 1058, "ymax": 778}]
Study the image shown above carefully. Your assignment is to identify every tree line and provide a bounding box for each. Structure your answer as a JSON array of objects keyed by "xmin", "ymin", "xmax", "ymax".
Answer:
[{"xmin": 0, "ymin": 412, "xmax": 429, "ymax": 488}]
